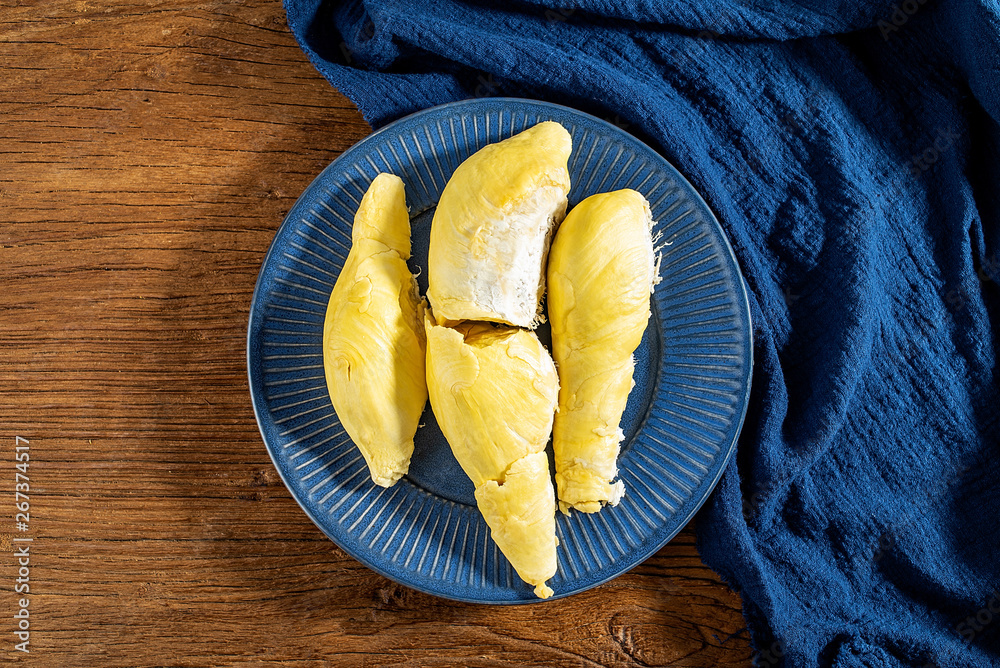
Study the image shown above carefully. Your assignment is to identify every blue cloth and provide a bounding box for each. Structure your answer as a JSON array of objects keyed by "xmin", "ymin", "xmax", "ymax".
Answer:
[{"xmin": 283, "ymin": 1, "xmax": 1000, "ymax": 665}]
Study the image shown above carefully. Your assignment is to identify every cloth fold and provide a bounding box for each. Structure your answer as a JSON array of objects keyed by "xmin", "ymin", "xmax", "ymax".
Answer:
[{"xmin": 283, "ymin": 1, "xmax": 1000, "ymax": 664}]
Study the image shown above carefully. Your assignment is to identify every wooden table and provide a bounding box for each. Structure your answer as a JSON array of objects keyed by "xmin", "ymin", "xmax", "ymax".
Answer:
[{"xmin": 2, "ymin": 1, "xmax": 753, "ymax": 665}]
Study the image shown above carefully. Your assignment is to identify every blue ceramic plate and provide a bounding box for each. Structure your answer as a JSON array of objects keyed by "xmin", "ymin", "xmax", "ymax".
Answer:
[{"xmin": 248, "ymin": 98, "xmax": 752, "ymax": 603}]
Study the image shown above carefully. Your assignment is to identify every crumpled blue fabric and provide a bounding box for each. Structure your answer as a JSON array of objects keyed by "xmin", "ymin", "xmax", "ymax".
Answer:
[{"xmin": 282, "ymin": 1, "xmax": 1000, "ymax": 665}]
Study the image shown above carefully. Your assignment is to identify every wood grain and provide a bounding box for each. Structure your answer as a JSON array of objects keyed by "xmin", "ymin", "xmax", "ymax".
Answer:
[{"xmin": 0, "ymin": 1, "xmax": 754, "ymax": 665}]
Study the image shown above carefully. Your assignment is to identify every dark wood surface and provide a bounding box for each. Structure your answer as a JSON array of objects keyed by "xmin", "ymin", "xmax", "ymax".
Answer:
[{"xmin": 1, "ymin": 1, "xmax": 753, "ymax": 665}]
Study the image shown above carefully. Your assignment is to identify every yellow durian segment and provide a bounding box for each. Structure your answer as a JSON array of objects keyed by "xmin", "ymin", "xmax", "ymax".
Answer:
[
  {"xmin": 475, "ymin": 451, "xmax": 558, "ymax": 599},
  {"xmin": 427, "ymin": 121, "xmax": 572, "ymax": 329},
  {"xmin": 425, "ymin": 316, "xmax": 559, "ymax": 598},
  {"xmin": 548, "ymin": 189, "xmax": 656, "ymax": 514},
  {"xmin": 323, "ymin": 173, "xmax": 427, "ymax": 488},
  {"xmin": 424, "ymin": 318, "xmax": 558, "ymax": 484}
]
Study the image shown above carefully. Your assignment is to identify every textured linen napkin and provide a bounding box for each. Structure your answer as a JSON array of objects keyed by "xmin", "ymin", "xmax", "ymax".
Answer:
[{"xmin": 283, "ymin": 1, "xmax": 1000, "ymax": 665}]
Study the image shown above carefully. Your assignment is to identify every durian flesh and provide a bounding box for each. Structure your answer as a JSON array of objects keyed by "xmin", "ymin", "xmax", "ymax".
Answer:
[
  {"xmin": 427, "ymin": 121, "xmax": 572, "ymax": 329},
  {"xmin": 323, "ymin": 173, "xmax": 427, "ymax": 488},
  {"xmin": 424, "ymin": 316, "xmax": 559, "ymax": 598},
  {"xmin": 547, "ymin": 189, "xmax": 656, "ymax": 514}
]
